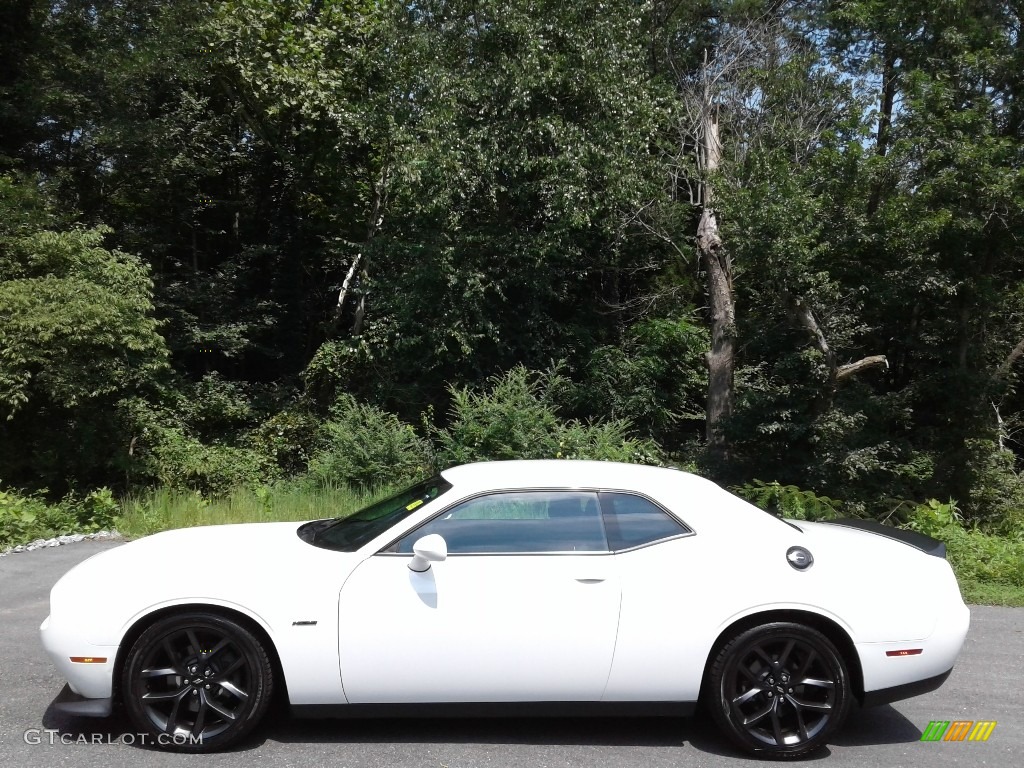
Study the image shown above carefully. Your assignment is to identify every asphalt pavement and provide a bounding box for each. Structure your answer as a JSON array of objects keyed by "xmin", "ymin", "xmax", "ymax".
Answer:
[{"xmin": 1, "ymin": 539, "xmax": 1020, "ymax": 767}]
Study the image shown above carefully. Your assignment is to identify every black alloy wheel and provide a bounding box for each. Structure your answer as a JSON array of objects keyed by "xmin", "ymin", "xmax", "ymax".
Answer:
[
  {"xmin": 708, "ymin": 622, "xmax": 851, "ymax": 759},
  {"xmin": 121, "ymin": 612, "xmax": 274, "ymax": 752}
]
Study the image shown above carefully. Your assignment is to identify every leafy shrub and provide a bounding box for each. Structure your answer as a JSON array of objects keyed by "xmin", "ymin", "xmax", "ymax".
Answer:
[
  {"xmin": 732, "ymin": 480, "xmax": 842, "ymax": 521},
  {"xmin": 955, "ymin": 439, "xmax": 1024, "ymax": 525},
  {"xmin": 152, "ymin": 434, "xmax": 270, "ymax": 494},
  {"xmin": 0, "ymin": 220, "xmax": 169, "ymax": 493},
  {"xmin": 434, "ymin": 366, "xmax": 664, "ymax": 468},
  {"xmin": 61, "ymin": 487, "xmax": 121, "ymax": 532},
  {"xmin": 307, "ymin": 394, "xmax": 433, "ymax": 489},
  {"xmin": 945, "ymin": 528, "xmax": 1024, "ymax": 590},
  {"xmin": 556, "ymin": 420, "xmax": 665, "ymax": 465},
  {"xmin": 249, "ymin": 406, "xmax": 325, "ymax": 476},
  {"xmin": 0, "ymin": 485, "xmax": 114, "ymax": 548},
  {"xmin": 901, "ymin": 499, "xmax": 1024, "ymax": 588},
  {"xmin": 173, "ymin": 373, "xmax": 258, "ymax": 442},
  {"xmin": 0, "ymin": 487, "xmax": 53, "ymax": 547},
  {"xmin": 118, "ymin": 397, "xmax": 274, "ymax": 494},
  {"xmin": 576, "ymin": 317, "xmax": 708, "ymax": 448},
  {"xmin": 902, "ymin": 498, "xmax": 963, "ymax": 538},
  {"xmin": 302, "ymin": 339, "xmax": 371, "ymax": 405}
]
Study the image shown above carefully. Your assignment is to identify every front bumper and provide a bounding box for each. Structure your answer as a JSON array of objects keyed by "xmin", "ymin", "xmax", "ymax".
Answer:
[{"xmin": 40, "ymin": 615, "xmax": 118, "ymax": 704}]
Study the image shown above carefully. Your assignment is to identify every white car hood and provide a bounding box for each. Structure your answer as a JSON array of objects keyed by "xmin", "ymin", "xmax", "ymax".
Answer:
[{"xmin": 50, "ymin": 521, "xmax": 359, "ymax": 645}]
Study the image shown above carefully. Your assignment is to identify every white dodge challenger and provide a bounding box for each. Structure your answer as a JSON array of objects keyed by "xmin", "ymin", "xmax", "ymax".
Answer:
[{"xmin": 40, "ymin": 460, "xmax": 970, "ymax": 758}]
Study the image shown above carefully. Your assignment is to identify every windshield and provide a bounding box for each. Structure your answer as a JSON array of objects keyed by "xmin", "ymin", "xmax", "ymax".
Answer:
[{"xmin": 306, "ymin": 476, "xmax": 453, "ymax": 552}]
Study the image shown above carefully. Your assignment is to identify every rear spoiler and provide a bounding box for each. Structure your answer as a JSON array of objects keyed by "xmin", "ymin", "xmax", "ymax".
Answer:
[{"xmin": 822, "ymin": 519, "xmax": 947, "ymax": 558}]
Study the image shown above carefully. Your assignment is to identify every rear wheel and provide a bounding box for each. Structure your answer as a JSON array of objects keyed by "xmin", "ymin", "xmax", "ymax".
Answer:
[
  {"xmin": 708, "ymin": 622, "xmax": 851, "ymax": 759},
  {"xmin": 121, "ymin": 612, "xmax": 274, "ymax": 752}
]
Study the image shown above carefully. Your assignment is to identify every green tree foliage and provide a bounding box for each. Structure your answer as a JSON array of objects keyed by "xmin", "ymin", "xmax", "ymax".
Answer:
[
  {"xmin": 4, "ymin": 0, "xmax": 1024, "ymax": 550},
  {"xmin": 0, "ymin": 226, "xmax": 167, "ymax": 415},
  {"xmin": 238, "ymin": 0, "xmax": 679, "ymax": 414},
  {"xmin": 573, "ymin": 317, "xmax": 708, "ymax": 449},
  {"xmin": 816, "ymin": 0, "xmax": 1024, "ymax": 518},
  {"xmin": 0, "ymin": 178, "xmax": 168, "ymax": 491}
]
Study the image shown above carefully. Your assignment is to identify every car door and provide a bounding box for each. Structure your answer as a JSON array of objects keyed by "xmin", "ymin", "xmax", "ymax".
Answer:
[
  {"xmin": 337, "ymin": 490, "xmax": 621, "ymax": 704},
  {"xmin": 597, "ymin": 491, "xmax": 704, "ymax": 702}
]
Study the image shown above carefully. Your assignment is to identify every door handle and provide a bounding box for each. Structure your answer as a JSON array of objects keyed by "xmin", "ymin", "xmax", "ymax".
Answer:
[{"xmin": 575, "ymin": 578, "xmax": 606, "ymax": 584}]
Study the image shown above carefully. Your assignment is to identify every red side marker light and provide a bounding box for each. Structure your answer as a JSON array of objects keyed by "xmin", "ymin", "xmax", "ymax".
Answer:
[
  {"xmin": 69, "ymin": 656, "xmax": 108, "ymax": 664},
  {"xmin": 886, "ymin": 649, "xmax": 923, "ymax": 657}
]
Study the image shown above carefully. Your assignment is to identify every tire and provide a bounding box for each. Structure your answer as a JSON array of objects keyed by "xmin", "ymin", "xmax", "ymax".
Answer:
[
  {"xmin": 120, "ymin": 612, "xmax": 274, "ymax": 752},
  {"xmin": 707, "ymin": 622, "xmax": 851, "ymax": 759}
]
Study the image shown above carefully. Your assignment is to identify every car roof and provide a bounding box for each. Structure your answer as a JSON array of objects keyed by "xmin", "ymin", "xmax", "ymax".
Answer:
[{"xmin": 440, "ymin": 459, "xmax": 695, "ymax": 493}]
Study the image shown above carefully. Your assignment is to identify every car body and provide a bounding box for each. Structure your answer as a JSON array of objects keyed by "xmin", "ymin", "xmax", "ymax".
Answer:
[{"xmin": 41, "ymin": 460, "xmax": 970, "ymax": 757}]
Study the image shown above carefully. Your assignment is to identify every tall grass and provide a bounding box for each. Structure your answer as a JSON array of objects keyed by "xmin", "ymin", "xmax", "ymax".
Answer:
[{"xmin": 117, "ymin": 482, "xmax": 393, "ymax": 538}]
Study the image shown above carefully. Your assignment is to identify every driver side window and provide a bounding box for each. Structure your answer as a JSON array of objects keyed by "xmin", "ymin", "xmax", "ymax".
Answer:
[{"xmin": 392, "ymin": 491, "xmax": 607, "ymax": 554}]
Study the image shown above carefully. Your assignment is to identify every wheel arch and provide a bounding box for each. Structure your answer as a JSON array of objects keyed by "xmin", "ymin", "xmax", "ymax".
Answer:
[
  {"xmin": 699, "ymin": 609, "xmax": 864, "ymax": 705},
  {"xmin": 112, "ymin": 603, "xmax": 290, "ymax": 709}
]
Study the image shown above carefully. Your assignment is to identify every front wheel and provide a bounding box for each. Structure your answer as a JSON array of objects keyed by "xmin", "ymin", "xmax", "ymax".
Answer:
[
  {"xmin": 121, "ymin": 612, "xmax": 274, "ymax": 752},
  {"xmin": 707, "ymin": 622, "xmax": 851, "ymax": 759}
]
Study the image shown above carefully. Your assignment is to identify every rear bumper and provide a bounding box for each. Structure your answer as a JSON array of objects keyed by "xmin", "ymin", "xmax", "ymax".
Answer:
[
  {"xmin": 861, "ymin": 668, "xmax": 952, "ymax": 707},
  {"xmin": 857, "ymin": 598, "xmax": 969, "ymax": 703}
]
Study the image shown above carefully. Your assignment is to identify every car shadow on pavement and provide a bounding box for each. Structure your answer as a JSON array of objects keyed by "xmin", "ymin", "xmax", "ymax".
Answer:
[
  {"xmin": 264, "ymin": 702, "xmax": 920, "ymax": 755},
  {"xmin": 41, "ymin": 689, "xmax": 921, "ymax": 756},
  {"xmin": 830, "ymin": 703, "xmax": 923, "ymax": 747},
  {"xmin": 40, "ymin": 686, "xmax": 238, "ymax": 752}
]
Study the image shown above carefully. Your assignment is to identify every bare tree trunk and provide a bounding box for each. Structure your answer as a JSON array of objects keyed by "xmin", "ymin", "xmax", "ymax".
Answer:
[
  {"xmin": 875, "ymin": 46, "xmax": 897, "ymax": 159},
  {"xmin": 335, "ymin": 253, "xmax": 361, "ymax": 324},
  {"xmin": 867, "ymin": 45, "xmax": 897, "ymax": 217},
  {"xmin": 785, "ymin": 289, "xmax": 888, "ymax": 410},
  {"xmin": 997, "ymin": 336, "xmax": 1024, "ymax": 379},
  {"xmin": 352, "ymin": 278, "xmax": 369, "ymax": 337},
  {"xmin": 957, "ymin": 304, "xmax": 971, "ymax": 370},
  {"xmin": 698, "ymin": 107, "xmax": 735, "ymax": 459},
  {"xmin": 332, "ymin": 166, "xmax": 388, "ymax": 337},
  {"xmin": 836, "ymin": 355, "xmax": 888, "ymax": 381}
]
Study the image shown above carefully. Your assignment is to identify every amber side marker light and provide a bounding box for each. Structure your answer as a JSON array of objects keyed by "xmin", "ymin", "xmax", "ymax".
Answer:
[
  {"xmin": 886, "ymin": 649, "xmax": 923, "ymax": 657},
  {"xmin": 69, "ymin": 657, "xmax": 108, "ymax": 664}
]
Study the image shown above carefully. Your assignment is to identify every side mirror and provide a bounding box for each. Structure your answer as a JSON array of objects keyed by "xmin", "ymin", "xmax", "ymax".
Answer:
[{"xmin": 408, "ymin": 534, "xmax": 448, "ymax": 572}]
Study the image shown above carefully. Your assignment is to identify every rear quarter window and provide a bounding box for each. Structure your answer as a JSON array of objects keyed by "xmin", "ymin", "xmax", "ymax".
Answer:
[{"xmin": 600, "ymin": 492, "xmax": 691, "ymax": 551}]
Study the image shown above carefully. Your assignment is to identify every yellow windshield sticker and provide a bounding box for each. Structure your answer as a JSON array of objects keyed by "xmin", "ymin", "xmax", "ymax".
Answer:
[{"xmin": 405, "ymin": 499, "xmax": 424, "ymax": 511}]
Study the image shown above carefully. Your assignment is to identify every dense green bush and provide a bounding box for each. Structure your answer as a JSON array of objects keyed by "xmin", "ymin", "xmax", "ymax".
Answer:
[
  {"xmin": 118, "ymin": 398, "xmax": 273, "ymax": 494},
  {"xmin": 954, "ymin": 439, "xmax": 1024, "ymax": 525},
  {"xmin": 731, "ymin": 480, "xmax": 842, "ymax": 521},
  {"xmin": 576, "ymin": 317, "xmax": 708, "ymax": 449},
  {"xmin": 0, "ymin": 487, "xmax": 57, "ymax": 547},
  {"xmin": 307, "ymin": 394, "xmax": 433, "ymax": 489},
  {"xmin": 173, "ymin": 373, "xmax": 259, "ymax": 443},
  {"xmin": 62, "ymin": 487, "xmax": 120, "ymax": 532},
  {"xmin": 434, "ymin": 366, "xmax": 664, "ymax": 468},
  {"xmin": 0, "ymin": 214, "xmax": 170, "ymax": 493},
  {"xmin": 0, "ymin": 485, "xmax": 118, "ymax": 548},
  {"xmin": 249, "ymin": 406, "xmax": 325, "ymax": 477},
  {"xmin": 151, "ymin": 434, "xmax": 270, "ymax": 495},
  {"xmin": 903, "ymin": 499, "xmax": 1024, "ymax": 591}
]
